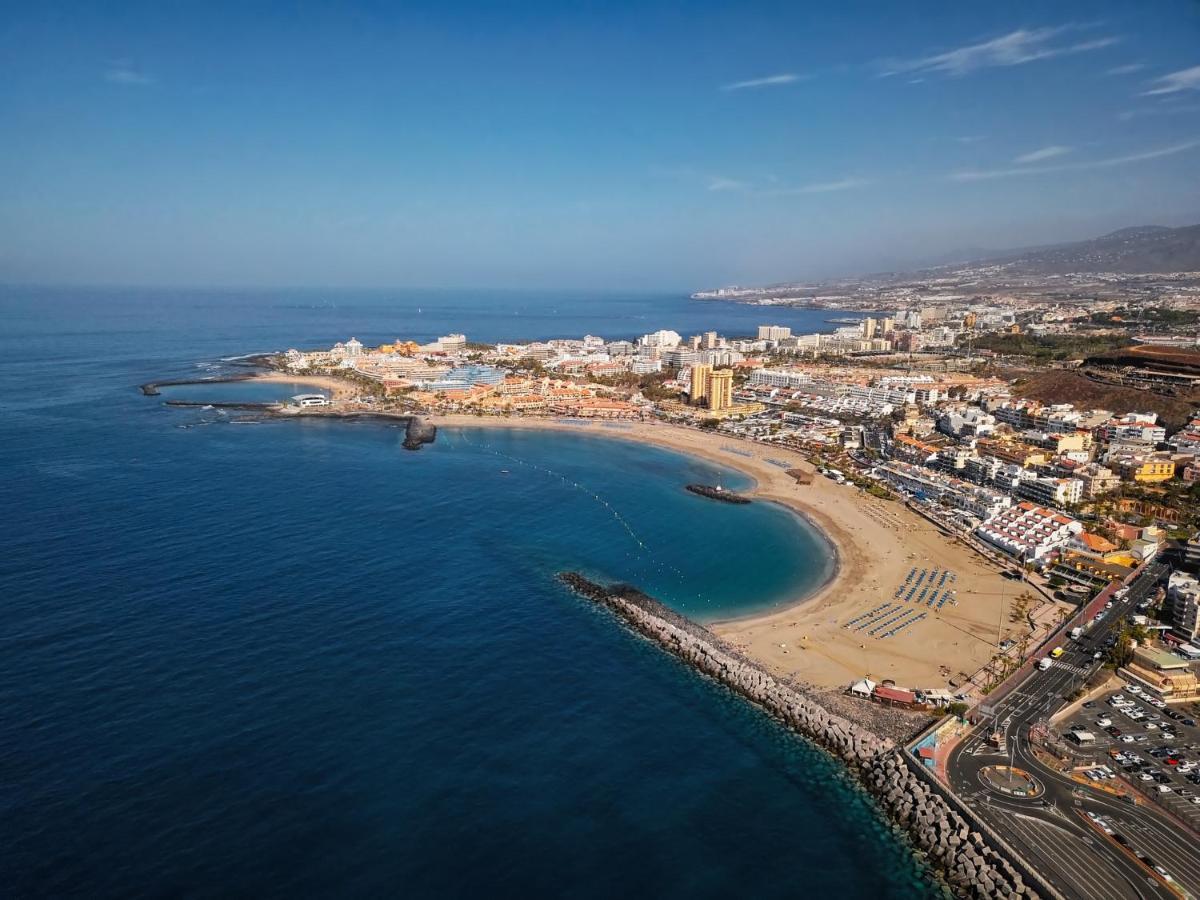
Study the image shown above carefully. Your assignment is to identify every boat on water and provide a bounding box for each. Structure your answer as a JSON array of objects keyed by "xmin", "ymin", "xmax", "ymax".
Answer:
[{"xmin": 685, "ymin": 483, "xmax": 751, "ymax": 504}]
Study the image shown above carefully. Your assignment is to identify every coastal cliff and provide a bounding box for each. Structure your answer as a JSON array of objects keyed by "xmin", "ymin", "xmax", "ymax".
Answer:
[{"xmin": 558, "ymin": 573, "xmax": 1044, "ymax": 900}]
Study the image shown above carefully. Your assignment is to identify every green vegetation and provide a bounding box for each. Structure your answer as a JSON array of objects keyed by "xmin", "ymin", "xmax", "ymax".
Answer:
[
  {"xmin": 1105, "ymin": 628, "xmax": 1135, "ymax": 669},
  {"xmin": 513, "ymin": 357, "xmax": 549, "ymax": 376},
  {"xmin": 974, "ymin": 332, "xmax": 1132, "ymax": 360},
  {"xmin": 637, "ymin": 370, "xmax": 682, "ymax": 402},
  {"xmin": 1089, "ymin": 307, "xmax": 1200, "ymax": 328}
]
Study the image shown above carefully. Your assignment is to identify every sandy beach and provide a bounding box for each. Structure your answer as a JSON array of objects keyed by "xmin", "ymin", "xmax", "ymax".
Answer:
[
  {"xmin": 427, "ymin": 413, "xmax": 1034, "ymax": 693},
  {"xmin": 253, "ymin": 372, "xmax": 358, "ymax": 400}
]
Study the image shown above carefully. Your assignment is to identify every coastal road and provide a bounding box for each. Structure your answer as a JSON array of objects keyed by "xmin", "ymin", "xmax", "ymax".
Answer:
[{"xmin": 945, "ymin": 562, "xmax": 1200, "ymax": 900}]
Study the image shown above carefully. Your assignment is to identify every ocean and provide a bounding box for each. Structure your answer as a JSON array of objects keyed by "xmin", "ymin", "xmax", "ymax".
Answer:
[{"xmin": 0, "ymin": 286, "xmax": 936, "ymax": 897}]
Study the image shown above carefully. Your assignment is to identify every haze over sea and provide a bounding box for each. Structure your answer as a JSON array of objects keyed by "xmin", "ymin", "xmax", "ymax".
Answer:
[{"xmin": 0, "ymin": 287, "xmax": 934, "ymax": 898}]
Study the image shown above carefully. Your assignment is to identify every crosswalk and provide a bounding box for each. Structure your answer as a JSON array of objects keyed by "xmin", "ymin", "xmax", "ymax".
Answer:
[{"xmin": 1054, "ymin": 662, "xmax": 1090, "ymax": 675}]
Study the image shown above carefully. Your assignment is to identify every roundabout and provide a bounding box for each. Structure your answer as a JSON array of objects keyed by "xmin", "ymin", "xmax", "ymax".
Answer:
[{"xmin": 978, "ymin": 765, "xmax": 1044, "ymax": 800}]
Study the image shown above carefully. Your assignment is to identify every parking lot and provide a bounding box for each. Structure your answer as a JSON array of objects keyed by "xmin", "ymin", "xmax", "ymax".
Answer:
[{"xmin": 1058, "ymin": 684, "xmax": 1200, "ymax": 828}]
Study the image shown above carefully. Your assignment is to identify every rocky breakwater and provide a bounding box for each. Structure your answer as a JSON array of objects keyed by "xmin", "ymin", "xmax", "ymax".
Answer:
[
  {"xmin": 558, "ymin": 573, "xmax": 1042, "ymax": 900},
  {"xmin": 402, "ymin": 416, "xmax": 437, "ymax": 451}
]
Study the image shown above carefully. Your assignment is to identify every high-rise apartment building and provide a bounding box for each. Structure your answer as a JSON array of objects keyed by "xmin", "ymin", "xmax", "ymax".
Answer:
[
  {"xmin": 708, "ymin": 369, "xmax": 733, "ymax": 411},
  {"xmin": 757, "ymin": 325, "xmax": 792, "ymax": 342},
  {"xmin": 689, "ymin": 364, "xmax": 712, "ymax": 406}
]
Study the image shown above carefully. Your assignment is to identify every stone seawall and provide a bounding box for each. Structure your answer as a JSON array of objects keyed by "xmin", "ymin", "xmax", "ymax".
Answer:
[{"xmin": 559, "ymin": 573, "xmax": 1043, "ymax": 899}]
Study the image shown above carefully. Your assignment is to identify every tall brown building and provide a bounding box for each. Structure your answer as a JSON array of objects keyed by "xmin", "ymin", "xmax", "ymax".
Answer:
[
  {"xmin": 689, "ymin": 364, "xmax": 712, "ymax": 406},
  {"xmin": 708, "ymin": 369, "xmax": 733, "ymax": 411}
]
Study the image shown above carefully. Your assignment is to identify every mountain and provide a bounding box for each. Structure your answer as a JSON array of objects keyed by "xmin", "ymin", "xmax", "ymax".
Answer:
[
  {"xmin": 968, "ymin": 224, "xmax": 1200, "ymax": 275},
  {"xmin": 693, "ymin": 223, "xmax": 1200, "ymax": 299}
]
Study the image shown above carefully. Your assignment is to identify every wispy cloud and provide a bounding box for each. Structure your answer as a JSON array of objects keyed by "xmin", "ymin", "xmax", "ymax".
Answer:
[
  {"xmin": 706, "ymin": 176, "xmax": 748, "ymax": 192},
  {"xmin": 881, "ymin": 25, "xmax": 1120, "ymax": 77},
  {"xmin": 720, "ymin": 73, "xmax": 802, "ymax": 92},
  {"xmin": 655, "ymin": 164, "xmax": 871, "ymax": 197},
  {"xmin": 954, "ymin": 135, "xmax": 986, "ymax": 145},
  {"xmin": 767, "ymin": 177, "xmax": 872, "ymax": 195},
  {"xmin": 104, "ymin": 59, "xmax": 154, "ymax": 86},
  {"xmin": 1143, "ymin": 65, "xmax": 1200, "ymax": 96},
  {"xmin": 1106, "ymin": 63, "xmax": 1145, "ymax": 76},
  {"xmin": 1014, "ymin": 145, "xmax": 1072, "ymax": 164},
  {"xmin": 1117, "ymin": 103, "xmax": 1200, "ymax": 122},
  {"xmin": 950, "ymin": 138, "xmax": 1200, "ymax": 181}
]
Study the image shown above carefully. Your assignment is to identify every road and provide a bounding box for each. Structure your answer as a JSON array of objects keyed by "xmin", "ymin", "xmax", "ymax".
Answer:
[{"xmin": 945, "ymin": 561, "xmax": 1200, "ymax": 900}]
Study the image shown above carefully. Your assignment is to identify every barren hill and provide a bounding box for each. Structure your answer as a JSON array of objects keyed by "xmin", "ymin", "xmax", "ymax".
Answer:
[{"xmin": 1010, "ymin": 370, "xmax": 1196, "ymax": 432}]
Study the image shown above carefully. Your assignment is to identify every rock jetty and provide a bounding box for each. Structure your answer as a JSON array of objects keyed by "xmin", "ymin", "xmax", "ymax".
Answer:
[
  {"xmin": 685, "ymin": 483, "xmax": 751, "ymax": 504},
  {"xmin": 558, "ymin": 573, "xmax": 1045, "ymax": 900},
  {"xmin": 402, "ymin": 416, "xmax": 437, "ymax": 450}
]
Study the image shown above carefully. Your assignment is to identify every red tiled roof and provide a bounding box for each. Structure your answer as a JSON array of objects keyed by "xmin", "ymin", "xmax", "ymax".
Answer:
[{"xmin": 874, "ymin": 685, "xmax": 916, "ymax": 704}]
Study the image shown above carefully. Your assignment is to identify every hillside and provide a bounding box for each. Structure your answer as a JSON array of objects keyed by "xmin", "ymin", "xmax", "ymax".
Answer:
[
  {"xmin": 982, "ymin": 224, "xmax": 1200, "ymax": 275},
  {"xmin": 1010, "ymin": 370, "xmax": 1196, "ymax": 431},
  {"xmin": 1086, "ymin": 344, "xmax": 1200, "ymax": 376}
]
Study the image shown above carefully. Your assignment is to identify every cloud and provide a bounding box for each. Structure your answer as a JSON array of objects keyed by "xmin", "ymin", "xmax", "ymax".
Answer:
[
  {"xmin": 706, "ymin": 176, "xmax": 748, "ymax": 192},
  {"xmin": 1143, "ymin": 65, "xmax": 1200, "ymax": 96},
  {"xmin": 1106, "ymin": 63, "xmax": 1145, "ymax": 76},
  {"xmin": 105, "ymin": 59, "xmax": 154, "ymax": 86},
  {"xmin": 1014, "ymin": 145, "xmax": 1072, "ymax": 164},
  {"xmin": 954, "ymin": 135, "xmax": 986, "ymax": 144},
  {"xmin": 949, "ymin": 138, "xmax": 1200, "ymax": 181},
  {"xmin": 1117, "ymin": 103, "xmax": 1200, "ymax": 122},
  {"xmin": 720, "ymin": 73, "xmax": 802, "ymax": 92},
  {"xmin": 768, "ymin": 177, "xmax": 871, "ymax": 195},
  {"xmin": 881, "ymin": 25, "xmax": 1120, "ymax": 77}
]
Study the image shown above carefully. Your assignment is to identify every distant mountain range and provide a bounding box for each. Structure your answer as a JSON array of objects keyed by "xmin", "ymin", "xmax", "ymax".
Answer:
[
  {"xmin": 962, "ymin": 224, "xmax": 1200, "ymax": 276},
  {"xmin": 694, "ymin": 223, "xmax": 1200, "ymax": 299}
]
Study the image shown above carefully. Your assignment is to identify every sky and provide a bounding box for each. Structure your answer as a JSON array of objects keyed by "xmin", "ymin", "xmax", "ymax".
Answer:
[{"xmin": 1, "ymin": 1, "xmax": 1199, "ymax": 290}]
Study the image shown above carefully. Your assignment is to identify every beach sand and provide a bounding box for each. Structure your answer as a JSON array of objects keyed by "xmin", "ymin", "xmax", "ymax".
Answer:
[
  {"xmin": 428, "ymin": 414, "xmax": 1034, "ymax": 693},
  {"xmin": 253, "ymin": 372, "xmax": 358, "ymax": 400}
]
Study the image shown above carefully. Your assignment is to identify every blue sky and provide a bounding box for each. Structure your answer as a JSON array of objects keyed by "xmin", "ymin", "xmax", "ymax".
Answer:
[{"xmin": 1, "ymin": 1, "xmax": 1199, "ymax": 289}]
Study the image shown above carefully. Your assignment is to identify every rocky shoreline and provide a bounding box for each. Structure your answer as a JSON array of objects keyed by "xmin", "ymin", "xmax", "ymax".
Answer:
[{"xmin": 558, "ymin": 573, "xmax": 1050, "ymax": 900}]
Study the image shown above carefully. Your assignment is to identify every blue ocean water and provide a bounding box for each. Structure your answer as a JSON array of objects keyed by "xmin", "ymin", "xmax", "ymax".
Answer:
[{"xmin": 0, "ymin": 287, "xmax": 934, "ymax": 898}]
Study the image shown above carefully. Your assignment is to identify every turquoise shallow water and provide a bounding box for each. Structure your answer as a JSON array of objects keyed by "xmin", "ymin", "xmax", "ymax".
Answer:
[{"xmin": 0, "ymin": 286, "xmax": 935, "ymax": 898}]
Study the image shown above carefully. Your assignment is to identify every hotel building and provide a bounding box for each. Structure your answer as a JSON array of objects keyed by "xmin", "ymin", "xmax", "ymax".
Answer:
[{"xmin": 974, "ymin": 502, "xmax": 1083, "ymax": 562}]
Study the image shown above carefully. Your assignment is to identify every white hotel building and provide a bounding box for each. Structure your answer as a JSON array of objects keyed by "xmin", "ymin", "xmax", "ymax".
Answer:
[
  {"xmin": 975, "ymin": 502, "xmax": 1083, "ymax": 562},
  {"xmin": 748, "ymin": 368, "xmax": 813, "ymax": 389},
  {"xmin": 875, "ymin": 462, "xmax": 1012, "ymax": 521}
]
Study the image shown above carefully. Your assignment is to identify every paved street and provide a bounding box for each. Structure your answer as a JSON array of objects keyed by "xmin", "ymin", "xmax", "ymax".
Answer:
[{"xmin": 945, "ymin": 562, "xmax": 1200, "ymax": 900}]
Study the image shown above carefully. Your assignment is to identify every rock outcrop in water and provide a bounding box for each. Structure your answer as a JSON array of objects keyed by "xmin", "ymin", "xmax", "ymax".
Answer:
[
  {"xmin": 402, "ymin": 416, "xmax": 437, "ymax": 451},
  {"xmin": 558, "ymin": 573, "xmax": 1047, "ymax": 900}
]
